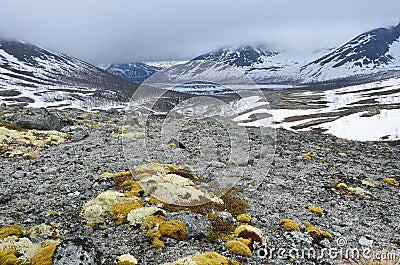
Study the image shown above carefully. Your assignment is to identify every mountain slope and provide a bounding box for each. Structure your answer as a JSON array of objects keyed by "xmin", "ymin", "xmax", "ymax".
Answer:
[
  {"xmin": 301, "ymin": 23, "xmax": 400, "ymax": 82},
  {"xmin": 98, "ymin": 62, "xmax": 162, "ymax": 82},
  {"xmin": 0, "ymin": 39, "xmax": 138, "ymax": 109}
]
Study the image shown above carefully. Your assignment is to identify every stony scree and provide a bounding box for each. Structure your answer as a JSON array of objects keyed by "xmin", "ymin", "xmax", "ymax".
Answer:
[{"xmin": 0, "ymin": 106, "xmax": 399, "ymax": 265}]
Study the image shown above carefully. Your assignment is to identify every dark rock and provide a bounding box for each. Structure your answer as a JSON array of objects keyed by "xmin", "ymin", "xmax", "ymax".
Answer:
[
  {"xmin": 166, "ymin": 211, "xmax": 211, "ymax": 239},
  {"xmin": 14, "ymin": 108, "xmax": 72, "ymax": 131},
  {"xmin": 72, "ymin": 128, "xmax": 89, "ymax": 142},
  {"xmin": 53, "ymin": 238, "xmax": 101, "ymax": 265}
]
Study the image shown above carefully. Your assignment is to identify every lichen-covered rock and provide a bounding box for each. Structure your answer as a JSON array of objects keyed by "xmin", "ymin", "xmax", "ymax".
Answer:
[
  {"xmin": 52, "ymin": 238, "xmax": 100, "ymax": 265},
  {"xmin": 163, "ymin": 252, "xmax": 240, "ymax": 265},
  {"xmin": 0, "ymin": 125, "xmax": 68, "ymax": 157},
  {"xmin": 81, "ymin": 190, "xmax": 141, "ymax": 224},
  {"xmin": 225, "ymin": 240, "xmax": 252, "ymax": 257},
  {"xmin": 132, "ymin": 163, "xmax": 223, "ymax": 206},
  {"xmin": 361, "ymin": 178, "xmax": 379, "ymax": 187},
  {"xmin": 279, "ymin": 219, "xmax": 300, "ymax": 232},
  {"xmin": 27, "ymin": 223, "xmax": 59, "ymax": 240},
  {"xmin": 115, "ymin": 254, "xmax": 138, "ymax": 265}
]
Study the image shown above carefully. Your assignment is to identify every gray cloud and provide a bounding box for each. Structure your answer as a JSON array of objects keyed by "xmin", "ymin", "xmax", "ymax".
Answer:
[{"xmin": 0, "ymin": 0, "xmax": 399, "ymax": 64}]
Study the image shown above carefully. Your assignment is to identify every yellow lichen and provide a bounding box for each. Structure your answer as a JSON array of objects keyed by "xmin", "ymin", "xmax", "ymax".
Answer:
[
  {"xmin": 383, "ymin": 178, "xmax": 399, "ymax": 187},
  {"xmin": 225, "ymin": 240, "xmax": 252, "ymax": 257},
  {"xmin": 279, "ymin": 219, "xmax": 300, "ymax": 232},
  {"xmin": 236, "ymin": 214, "xmax": 252, "ymax": 223},
  {"xmin": 361, "ymin": 178, "xmax": 379, "ymax": 187},
  {"xmin": 335, "ymin": 182, "xmax": 349, "ymax": 190},
  {"xmin": 142, "ymin": 215, "xmax": 166, "ymax": 230},
  {"xmin": 191, "ymin": 252, "xmax": 240, "ymax": 265},
  {"xmin": 236, "ymin": 237, "xmax": 252, "ymax": 246},
  {"xmin": 29, "ymin": 241, "xmax": 60, "ymax": 265},
  {"xmin": 121, "ymin": 180, "xmax": 144, "ymax": 197},
  {"xmin": 302, "ymin": 152, "xmax": 316, "ymax": 160},
  {"xmin": 302, "ymin": 221, "xmax": 333, "ymax": 242},
  {"xmin": 99, "ymin": 172, "xmax": 114, "ymax": 179},
  {"xmin": 159, "ymin": 220, "xmax": 186, "ymax": 241},
  {"xmin": 115, "ymin": 253, "xmax": 138, "ymax": 265},
  {"xmin": 0, "ymin": 126, "xmax": 67, "ymax": 157},
  {"xmin": 47, "ymin": 210, "xmax": 58, "ymax": 216},
  {"xmin": 0, "ymin": 225, "xmax": 24, "ymax": 240},
  {"xmin": 0, "ymin": 248, "xmax": 19, "ymax": 265},
  {"xmin": 111, "ymin": 201, "xmax": 143, "ymax": 224},
  {"xmin": 308, "ymin": 206, "xmax": 323, "ymax": 216}
]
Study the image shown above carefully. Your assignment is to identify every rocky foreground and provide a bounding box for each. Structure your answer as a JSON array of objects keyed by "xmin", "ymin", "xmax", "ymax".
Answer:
[{"xmin": 0, "ymin": 105, "xmax": 399, "ymax": 265}]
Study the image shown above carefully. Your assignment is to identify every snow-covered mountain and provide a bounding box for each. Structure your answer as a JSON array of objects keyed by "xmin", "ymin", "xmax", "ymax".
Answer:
[
  {"xmin": 301, "ymin": 23, "xmax": 400, "ymax": 82},
  {"xmin": 191, "ymin": 46, "xmax": 307, "ymax": 84},
  {"xmin": 192, "ymin": 46, "xmax": 277, "ymax": 67},
  {"xmin": 0, "ymin": 39, "xmax": 138, "ymax": 109},
  {"xmin": 98, "ymin": 61, "xmax": 185, "ymax": 82}
]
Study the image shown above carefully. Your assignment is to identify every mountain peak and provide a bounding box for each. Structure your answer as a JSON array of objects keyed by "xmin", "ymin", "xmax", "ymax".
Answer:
[{"xmin": 192, "ymin": 45, "xmax": 278, "ymax": 67}]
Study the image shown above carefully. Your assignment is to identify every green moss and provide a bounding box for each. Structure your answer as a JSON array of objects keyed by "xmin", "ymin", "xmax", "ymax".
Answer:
[
  {"xmin": 0, "ymin": 225, "xmax": 24, "ymax": 239},
  {"xmin": 29, "ymin": 241, "xmax": 60, "ymax": 265},
  {"xmin": 0, "ymin": 248, "xmax": 20, "ymax": 265},
  {"xmin": 279, "ymin": 219, "xmax": 300, "ymax": 232},
  {"xmin": 206, "ymin": 215, "xmax": 234, "ymax": 242}
]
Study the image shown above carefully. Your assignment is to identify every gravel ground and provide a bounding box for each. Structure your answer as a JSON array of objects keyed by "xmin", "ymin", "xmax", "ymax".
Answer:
[{"xmin": 1, "ymin": 105, "xmax": 399, "ymax": 265}]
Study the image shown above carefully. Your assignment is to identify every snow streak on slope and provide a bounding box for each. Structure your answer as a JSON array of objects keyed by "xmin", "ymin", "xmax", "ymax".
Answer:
[{"xmin": 234, "ymin": 78, "xmax": 400, "ymax": 141}]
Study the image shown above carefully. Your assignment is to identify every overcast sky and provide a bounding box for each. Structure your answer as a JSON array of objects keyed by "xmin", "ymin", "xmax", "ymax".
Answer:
[{"xmin": 0, "ymin": 0, "xmax": 399, "ymax": 64}]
